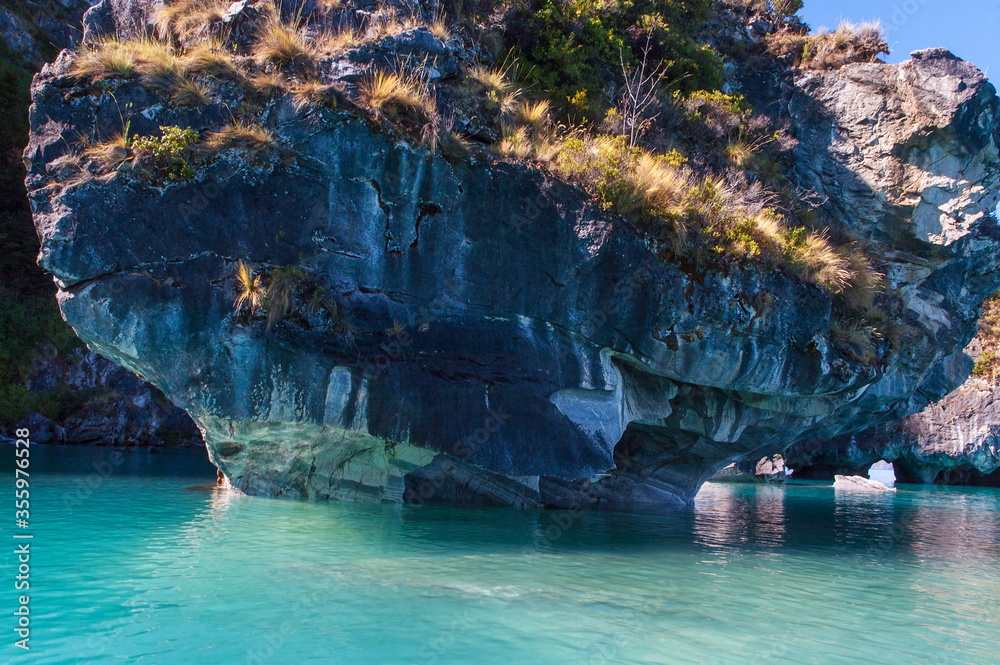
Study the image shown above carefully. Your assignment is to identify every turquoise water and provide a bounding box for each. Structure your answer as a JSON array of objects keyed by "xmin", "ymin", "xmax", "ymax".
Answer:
[{"xmin": 2, "ymin": 446, "xmax": 999, "ymax": 665}]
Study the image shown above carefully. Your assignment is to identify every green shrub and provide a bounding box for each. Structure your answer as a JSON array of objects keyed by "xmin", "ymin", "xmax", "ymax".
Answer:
[
  {"xmin": 131, "ymin": 126, "xmax": 199, "ymax": 180},
  {"xmin": 504, "ymin": 0, "xmax": 724, "ymax": 121},
  {"xmin": 973, "ymin": 350, "xmax": 996, "ymax": 377},
  {"xmin": 972, "ymin": 293, "xmax": 1000, "ymax": 381}
]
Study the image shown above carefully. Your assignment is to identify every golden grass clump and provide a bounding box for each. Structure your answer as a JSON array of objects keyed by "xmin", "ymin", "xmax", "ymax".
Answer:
[
  {"xmin": 793, "ymin": 231, "xmax": 853, "ymax": 291},
  {"xmin": 72, "ymin": 38, "xmax": 182, "ymax": 81},
  {"xmin": 370, "ymin": 7, "xmax": 422, "ymax": 39},
  {"xmin": 82, "ymin": 133, "xmax": 131, "ymax": 173},
  {"xmin": 205, "ymin": 121, "xmax": 277, "ymax": 153},
  {"xmin": 840, "ymin": 250, "xmax": 885, "ymax": 312},
  {"xmin": 293, "ymin": 80, "xmax": 341, "ymax": 110},
  {"xmin": 171, "ymin": 77, "xmax": 211, "ymax": 106},
  {"xmin": 629, "ymin": 153, "xmax": 689, "ymax": 214},
  {"xmin": 497, "ymin": 126, "xmax": 533, "ymax": 160},
  {"xmin": 72, "ymin": 40, "xmax": 138, "ymax": 79},
  {"xmin": 154, "ymin": 0, "xmax": 231, "ymax": 41},
  {"xmin": 253, "ymin": 19, "xmax": 314, "ymax": 68},
  {"xmin": 132, "ymin": 39, "xmax": 183, "ymax": 80},
  {"xmin": 514, "ymin": 100, "xmax": 551, "ymax": 130},
  {"xmin": 439, "ymin": 130, "xmax": 472, "ymax": 160},
  {"xmin": 973, "ymin": 293, "xmax": 1000, "ymax": 380},
  {"xmin": 265, "ymin": 270, "xmax": 295, "ymax": 331},
  {"xmin": 246, "ymin": 72, "xmax": 288, "ymax": 97},
  {"xmin": 468, "ymin": 64, "xmax": 512, "ymax": 94},
  {"xmin": 72, "ymin": 38, "xmax": 213, "ymax": 107},
  {"xmin": 360, "ymin": 68, "xmax": 436, "ymax": 121},
  {"xmin": 183, "ymin": 41, "xmax": 244, "ymax": 82},
  {"xmin": 498, "ymin": 129, "xmax": 879, "ymax": 297},
  {"xmin": 429, "ymin": 17, "xmax": 450, "ymax": 42},
  {"xmin": 234, "ymin": 260, "xmax": 265, "ymax": 315},
  {"xmin": 317, "ymin": 27, "xmax": 362, "ymax": 55},
  {"xmin": 768, "ymin": 20, "xmax": 888, "ymax": 70},
  {"xmin": 831, "ymin": 317, "xmax": 881, "ymax": 364}
]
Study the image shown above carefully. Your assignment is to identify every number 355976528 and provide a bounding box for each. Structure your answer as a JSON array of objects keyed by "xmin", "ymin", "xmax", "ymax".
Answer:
[{"xmin": 15, "ymin": 427, "xmax": 30, "ymax": 509}]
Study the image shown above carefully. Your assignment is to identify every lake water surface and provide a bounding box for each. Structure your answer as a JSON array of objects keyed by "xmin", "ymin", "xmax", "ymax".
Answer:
[{"xmin": 2, "ymin": 445, "xmax": 998, "ymax": 664}]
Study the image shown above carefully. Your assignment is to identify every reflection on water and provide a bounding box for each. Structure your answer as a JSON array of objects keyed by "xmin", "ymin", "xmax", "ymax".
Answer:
[
  {"xmin": 693, "ymin": 483, "xmax": 786, "ymax": 551},
  {"xmin": 1, "ymin": 447, "xmax": 999, "ymax": 665}
]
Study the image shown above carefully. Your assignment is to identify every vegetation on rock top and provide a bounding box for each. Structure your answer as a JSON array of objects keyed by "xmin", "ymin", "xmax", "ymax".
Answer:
[{"xmin": 43, "ymin": 0, "xmax": 899, "ymax": 363}]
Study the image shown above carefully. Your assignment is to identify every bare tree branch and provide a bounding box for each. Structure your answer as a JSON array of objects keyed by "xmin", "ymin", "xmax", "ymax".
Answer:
[{"xmin": 618, "ymin": 31, "xmax": 667, "ymax": 148}]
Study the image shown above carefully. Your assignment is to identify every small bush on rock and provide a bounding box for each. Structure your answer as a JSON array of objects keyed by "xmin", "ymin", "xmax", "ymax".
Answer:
[{"xmin": 131, "ymin": 126, "xmax": 199, "ymax": 180}]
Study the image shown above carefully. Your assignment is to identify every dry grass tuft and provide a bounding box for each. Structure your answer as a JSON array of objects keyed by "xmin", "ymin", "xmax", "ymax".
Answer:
[
  {"xmin": 82, "ymin": 132, "xmax": 131, "ymax": 173},
  {"xmin": 840, "ymin": 250, "xmax": 884, "ymax": 312},
  {"xmin": 794, "ymin": 231, "xmax": 853, "ymax": 291},
  {"xmin": 183, "ymin": 41, "xmax": 244, "ymax": 82},
  {"xmin": 832, "ymin": 316, "xmax": 881, "ymax": 364},
  {"xmin": 439, "ymin": 130, "xmax": 472, "ymax": 160},
  {"xmin": 73, "ymin": 38, "xmax": 214, "ymax": 106},
  {"xmin": 317, "ymin": 26, "xmax": 362, "ymax": 55},
  {"xmin": 468, "ymin": 64, "xmax": 512, "ymax": 94},
  {"xmin": 73, "ymin": 38, "xmax": 185, "ymax": 81},
  {"xmin": 170, "ymin": 77, "xmax": 211, "ymax": 106},
  {"xmin": 500, "ymin": 130, "xmax": 879, "ymax": 295},
  {"xmin": 154, "ymin": 0, "xmax": 231, "ymax": 41},
  {"xmin": 246, "ymin": 72, "xmax": 288, "ymax": 97},
  {"xmin": 496, "ymin": 126, "xmax": 533, "ymax": 159},
  {"xmin": 253, "ymin": 19, "xmax": 314, "ymax": 68},
  {"xmin": 359, "ymin": 68, "xmax": 436, "ymax": 121},
  {"xmin": 265, "ymin": 270, "xmax": 295, "ymax": 331},
  {"xmin": 768, "ymin": 20, "xmax": 888, "ymax": 70},
  {"xmin": 234, "ymin": 260, "xmax": 265, "ymax": 315},
  {"xmin": 293, "ymin": 80, "xmax": 341, "ymax": 110},
  {"xmin": 429, "ymin": 17, "xmax": 450, "ymax": 41},
  {"xmin": 973, "ymin": 293, "xmax": 1000, "ymax": 380},
  {"xmin": 515, "ymin": 100, "xmax": 551, "ymax": 129},
  {"xmin": 205, "ymin": 121, "xmax": 277, "ymax": 154},
  {"xmin": 72, "ymin": 40, "xmax": 138, "ymax": 79},
  {"xmin": 370, "ymin": 7, "xmax": 422, "ymax": 39}
]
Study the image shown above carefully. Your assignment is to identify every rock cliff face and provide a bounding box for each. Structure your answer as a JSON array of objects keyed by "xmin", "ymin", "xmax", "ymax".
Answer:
[
  {"xmin": 23, "ymin": 2, "xmax": 1000, "ymax": 507},
  {"xmin": 14, "ymin": 350, "xmax": 203, "ymax": 448},
  {"xmin": 787, "ymin": 376, "xmax": 1000, "ymax": 485},
  {"xmin": 0, "ymin": 0, "xmax": 204, "ymax": 449}
]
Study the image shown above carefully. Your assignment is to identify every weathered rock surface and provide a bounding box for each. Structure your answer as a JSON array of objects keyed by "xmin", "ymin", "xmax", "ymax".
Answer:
[
  {"xmin": 710, "ymin": 454, "xmax": 786, "ymax": 483},
  {"xmin": 22, "ymin": 8, "xmax": 1000, "ymax": 507},
  {"xmin": 834, "ymin": 474, "xmax": 895, "ymax": 492},
  {"xmin": 1, "ymin": 350, "xmax": 203, "ymax": 448},
  {"xmin": 787, "ymin": 374, "xmax": 1000, "ymax": 485}
]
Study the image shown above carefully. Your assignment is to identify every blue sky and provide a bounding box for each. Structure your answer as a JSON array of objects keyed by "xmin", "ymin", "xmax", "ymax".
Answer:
[{"xmin": 799, "ymin": 0, "xmax": 1000, "ymax": 81}]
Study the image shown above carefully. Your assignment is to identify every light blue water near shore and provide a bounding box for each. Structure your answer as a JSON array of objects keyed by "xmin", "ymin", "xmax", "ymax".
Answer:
[{"xmin": 2, "ymin": 445, "xmax": 999, "ymax": 665}]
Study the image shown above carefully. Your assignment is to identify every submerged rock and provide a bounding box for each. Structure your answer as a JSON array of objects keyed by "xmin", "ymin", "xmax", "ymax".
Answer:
[{"xmin": 22, "ymin": 6, "xmax": 1000, "ymax": 508}]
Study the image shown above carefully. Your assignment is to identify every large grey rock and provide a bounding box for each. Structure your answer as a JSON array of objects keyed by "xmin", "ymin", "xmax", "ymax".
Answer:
[
  {"xmin": 834, "ymin": 474, "xmax": 895, "ymax": 492},
  {"xmin": 82, "ymin": 0, "xmax": 162, "ymax": 43},
  {"xmin": 22, "ymin": 37, "xmax": 1000, "ymax": 507}
]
